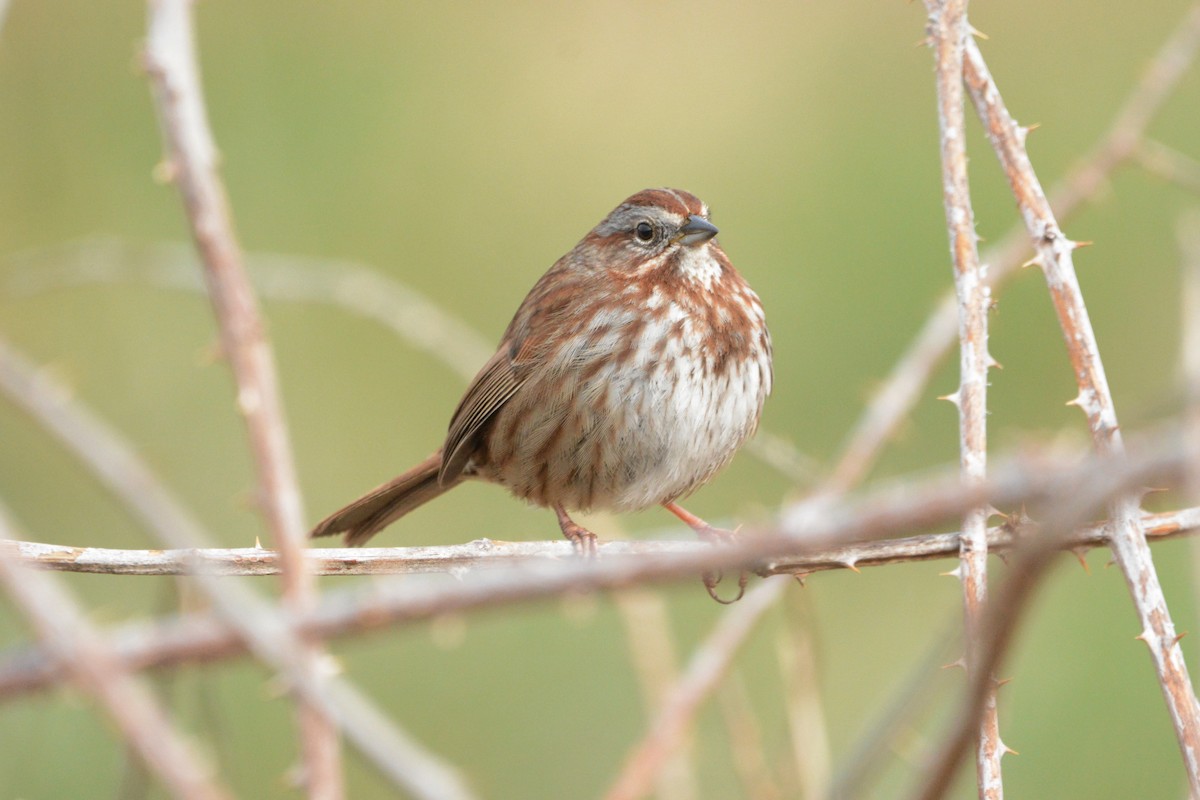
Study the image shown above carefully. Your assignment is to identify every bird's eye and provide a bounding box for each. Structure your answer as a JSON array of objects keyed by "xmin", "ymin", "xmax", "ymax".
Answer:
[{"xmin": 634, "ymin": 221, "xmax": 655, "ymax": 242}]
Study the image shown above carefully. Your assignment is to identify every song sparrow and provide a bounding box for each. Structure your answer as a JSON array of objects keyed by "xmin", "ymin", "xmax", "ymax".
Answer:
[{"xmin": 311, "ymin": 188, "xmax": 772, "ymax": 601}]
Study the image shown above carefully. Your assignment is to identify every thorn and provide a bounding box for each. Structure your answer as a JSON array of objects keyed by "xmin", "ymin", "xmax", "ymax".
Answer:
[
  {"xmin": 1021, "ymin": 256, "xmax": 1043, "ymax": 269},
  {"xmin": 1025, "ymin": 122, "xmax": 1042, "ymax": 134},
  {"xmin": 841, "ymin": 560, "xmax": 861, "ymax": 574},
  {"xmin": 993, "ymin": 676, "xmax": 1013, "ymax": 688},
  {"xmin": 1072, "ymin": 240, "xmax": 1094, "ymax": 250},
  {"xmin": 915, "ymin": 35, "xmax": 934, "ymax": 48},
  {"xmin": 792, "ymin": 573, "xmax": 808, "ymax": 587},
  {"xmin": 942, "ymin": 657, "xmax": 967, "ymax": 671},
  {"xmin": 1104, "ymin": 557, "xmax": 1116, "ymax": 569},
  {"xmin": 1141, "ymin": 486, "xmax": 1169, "ymax": 496},
  {"xmin": 940, "ymin": 565, "xmax": 963, "ymax": 579},
  {"xmin": 1071, "ymin": 547, "xmax": 1091, "ymax": 573},
  {"xmin": 938, "ymin": 390, "xmax": 961, "ymax": 406},
  {"xmin": 984, "ymin": 505, "xmax": 1004, "ymax": 520},
  {"xmin": 1003, "ymin": 744, "xmax": 1020, "ymax": 757},
  {"xmin": 968, "ymin": 24, "xmax": 989, "ymax": 39},
  {"xmin": 254, "ymin": 536, "xmax": 263, "ymax": 550},
  {"xmin": 986, "ymin": 353, "xmax": 1003, "ymax": 370},
  {"xmin": 1135, "ymin": 630, "xmax": 1151, "ymax": 644},
  {"xmin": 1174, "ymin": 631, "xmax": 1188, "ymax": 646},
  {"xmin": 1065, "ymin": 393, "xmax": 1085, "ymax": 408}
]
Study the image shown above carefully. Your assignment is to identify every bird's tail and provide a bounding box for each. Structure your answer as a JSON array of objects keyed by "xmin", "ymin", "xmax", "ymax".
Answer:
[{"xmin": 310, "ymin": 451, "xmax": 456, "ymax": 547}]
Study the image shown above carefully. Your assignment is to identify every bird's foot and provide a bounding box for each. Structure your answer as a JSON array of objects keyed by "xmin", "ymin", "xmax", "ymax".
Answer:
[
  {"xmin": 663, "ymin": 502, "xmax": 748, "ymax": 604},
  {"xmin": 555, "ymin": 505, "xmax": 599, "ymax": 557}
]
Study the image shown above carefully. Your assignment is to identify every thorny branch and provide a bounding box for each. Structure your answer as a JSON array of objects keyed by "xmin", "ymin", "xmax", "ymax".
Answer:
[
  {"xmin": 0, "ymin": 6, "xmax": 1194, "ymax": 799},
  {"xmin": 0, "ymin": 438, "xmax": 1193, "ymax": 701},
  {"xmin": 5, "ymin": 505, "xmax": 1200, "ymax": 579},
  {"xmin": 826, "ymin": 1, "xmax": 1200, "ymax": 494},
  {"xmin": 939, "ymin": 24, "xmax": 1200, "ymax": 796},
  {"xmin": 924, "ymin": 0, "xmax": 1004, "ymax": 795},
  {"xmin": 141, "ymin": 0, "xmax": 340, "ymax": 795}
]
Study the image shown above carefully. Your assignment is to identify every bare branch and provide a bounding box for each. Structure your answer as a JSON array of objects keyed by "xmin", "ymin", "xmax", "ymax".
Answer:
[
  {"xmin": 0, "ymin": 335, "xmax": 476, "ymax": 800},
  {"xmin": 6, "ymin": 505, "xmax": 1197, "ymax": 579},
  {"xmin": 0, "ymin": 455, "xmax": 1194, "ymax": 702},
  {"xmin": 141, "ymin": 0, "xmax": 339, "ymax": 792},
  {"xmin": 826, "ymin": 2, "xmax": 1200, "ymax": 493},
  {"xmin": 915, "ymin": 445, "xmax": 1142, "ymax": 800},
  {"xmin": 0, "ymin": 506, "xmax": 231, "ymax": 800},
  {"xmin": 925, "ymin": 0, "xmax": 1004, "ymax": 793},
  {"xmin": 963, "ymin": 28, "xmax": 1200, "ymax": 792}
]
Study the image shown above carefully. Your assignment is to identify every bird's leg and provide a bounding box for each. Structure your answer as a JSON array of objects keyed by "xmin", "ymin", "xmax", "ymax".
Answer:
[
  {"xmin": 555, "ymin": 505, "xmax": 598, "ymax": 557},
  {"xmin": 664, "ymin": 502, "xmax": 748, "ymax": 604}
]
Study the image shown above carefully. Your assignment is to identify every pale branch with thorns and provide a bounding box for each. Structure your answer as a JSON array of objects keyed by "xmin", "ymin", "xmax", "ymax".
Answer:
[{"xmin": 0, "ymin": 2, "xmax": 1199, "ymax": 800}]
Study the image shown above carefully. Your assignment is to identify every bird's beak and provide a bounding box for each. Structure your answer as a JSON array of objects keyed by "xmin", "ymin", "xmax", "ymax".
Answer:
[{"xmin": 676, "ymin": 215, "xmax": 719, "ymax": 246}]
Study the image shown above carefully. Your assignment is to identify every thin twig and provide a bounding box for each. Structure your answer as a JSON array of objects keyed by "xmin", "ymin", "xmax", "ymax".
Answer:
[
  {"xmin": 0, "ymin": 506, "xmax": 231, "ymax": 800},
  {"xmin": 925, "ymin": 0, "xmax": 1003, "ymax": 794},
  {"xmin": 964, "ymin": 31, "xmax": 1200, "ymax": 793},
  {"xmin": 826, "ymin": 1, "xmax": 1200, "ymax": 493},
  {"xmin": 0, "ymin": 335, "xmax": 476, "ymax": 800},
  {"xmin": 141, "ymin": 1, "xmax": 338, "ymax": 794},
  {"xmin": 603, "ymin": 578, "xmax": 789, "ymax": 800}
]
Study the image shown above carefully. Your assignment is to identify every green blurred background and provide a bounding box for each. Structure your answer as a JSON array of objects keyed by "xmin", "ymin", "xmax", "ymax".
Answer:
[{"xmin": 2, "ymin": 1, "xmax": 1199, "ymax": 797}]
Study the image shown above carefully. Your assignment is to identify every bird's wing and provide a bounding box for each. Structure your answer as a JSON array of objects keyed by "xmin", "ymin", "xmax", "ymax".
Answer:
[{"xmin": 438, "ymin": 259, "xmax": 588, "ymax": 485}]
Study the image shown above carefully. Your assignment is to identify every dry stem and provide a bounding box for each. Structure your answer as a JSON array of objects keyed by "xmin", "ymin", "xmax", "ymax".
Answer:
[
  {"xmin": 0, "ymin": 336, "xmax": 475, "ymax": 800},
  {"xmin": 963, "ymin": 30, "xmax": 1200, "ymax": 793},
  {"xmin": 826, "ymin": 1, "xmax": 1200, "ymax": 493},
  {"xmin": 925, "ymin": 1, "xmax": 1004, "ymax": 794},
  {"xmin": 0, "ymin": 507, "xmax": 230, "ymax": 800},
  {"xmin": 141, "ymin": 1, "xmax": 339, "ymax": 794}
]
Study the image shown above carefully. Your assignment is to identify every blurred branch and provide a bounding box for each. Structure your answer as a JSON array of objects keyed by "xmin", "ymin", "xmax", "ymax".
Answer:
[
  {"xmin": 776, "ymin": 598, "xmax": 831, "ymax": 799},
  {"xmin": 924, "ymin": 1, "xmax": 1004, "ymax": 795},
  {"xmin": 1137, "ymin": 139, "xmax": 1200, "ymax": 196},
  {"xmin": 961, "ymin": 29, "xmax": 1200, "ymax": 794},
  {"xmin": 141, "ymin": 0, "xmax": 339, "ymax": 793},
  {"xmin": 0, "ymin": 335, "xmax": 476, "ymax": 800},
  {"xmin": 604, "ymin": 578, "xmax": 789, "ymax": 800},
  {"xmin": 719, "ymin": 674, "xmax": 784, "ymax": 800},
  {"xmin": 614, "ymin": 588, "xmax": 698, "ymax": 800},
  {"xmin": 0, "ymin": 506, "xmax": 231, "ymax": 800},
  {"xmin": 0, "ymin": 446, "xmax": 1194, "ymax": 700},
  {"xmin": 1180, "ymin": 210, "xmax": 1200, "ymax": 681},
  {"xmin": 914, "ymin": 443, "xmax": 1141, "ymax": 800},
  {"xmin": 825, "ymin": 0, "xmax": 1200, "ymax": 494}
]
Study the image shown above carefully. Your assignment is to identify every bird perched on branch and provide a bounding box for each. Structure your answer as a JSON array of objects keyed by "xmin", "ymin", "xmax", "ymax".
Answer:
[{"xmin": 312, "ymin": 188, "xmax": 772, "ymax": 601}]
